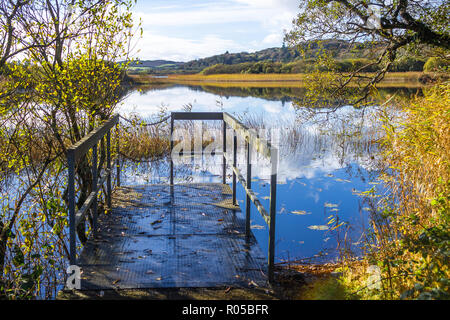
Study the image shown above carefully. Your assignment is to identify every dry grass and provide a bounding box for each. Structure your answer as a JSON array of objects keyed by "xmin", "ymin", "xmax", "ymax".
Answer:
[
  {"xmin": 349, "ymin": 82, "xmax": 450, "ymax": 299},
  {"xmin": 128, "ymin": 72, "xmax": 431, "ymax": 88}
]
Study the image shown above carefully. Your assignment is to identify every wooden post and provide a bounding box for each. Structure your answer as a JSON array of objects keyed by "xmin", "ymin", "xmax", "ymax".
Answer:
[
  {"xmin": 170, "ymin": 115, "xmax": 174, "ymax": 186},
  {"xmin": 106, "ymin": 130, "xmax": 112, "ymax": 208},
  {"xmin": 67, "ymin": 150, "xmax": 76, "ymax": 265},
  {"xmin": 222, "ymin": 121, "xmax": 226, "ymax": 184},
  {"xmin": 92, "ymin": 143, "xmax": 98, "ymax": 236},
  {"xmin": 268, "ymin": 147, "xmax": 278, "ymax": 282},
  {"xmin": 116, "ymin": 123, "xmax": 120, "ymax": 187},
  {"xmin": 245, "ymin": 141, "xmax": 252, "ymax": 236},
  {"xmin": 232, "ymin": 132, "xmax": 237, "ymax": 206}
]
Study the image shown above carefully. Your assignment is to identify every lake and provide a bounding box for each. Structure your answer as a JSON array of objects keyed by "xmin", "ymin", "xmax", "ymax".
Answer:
[{"xmin": 117, "ymin": 84, "xmax": 411, "ymax": 264}]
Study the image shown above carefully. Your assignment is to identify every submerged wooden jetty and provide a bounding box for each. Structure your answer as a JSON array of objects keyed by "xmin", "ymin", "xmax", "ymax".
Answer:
[{"xmin": 62, "ymin": 112, "xmax": 278, "ymax": 295}]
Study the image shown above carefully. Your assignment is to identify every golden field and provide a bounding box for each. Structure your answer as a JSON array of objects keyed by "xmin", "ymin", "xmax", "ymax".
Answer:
[{"xmin": 128, "ymin": 72, "xmax": 437, "ymax": 88}]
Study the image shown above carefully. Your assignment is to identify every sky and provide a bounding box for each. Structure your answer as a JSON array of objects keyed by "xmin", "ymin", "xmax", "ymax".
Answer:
[{"xmin": 130, "ymin": 0, "xmax": 300, "ymax": 62}]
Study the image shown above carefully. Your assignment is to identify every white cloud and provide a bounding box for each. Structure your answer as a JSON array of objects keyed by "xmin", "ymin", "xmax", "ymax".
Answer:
[
  {"xmin": 134, "ymin": 4, "xmax": 269, "ymax": 27},
  {"xmin": 131, "ymin": 0, "xmax": 299, "ymax": 60},
  {"xmin": 262, "ymin": 33, "xmax": 283, "ymax": 45},
  {"xmin": 133, "ymin": 32, "xmax": 247, "ymax": 62}
]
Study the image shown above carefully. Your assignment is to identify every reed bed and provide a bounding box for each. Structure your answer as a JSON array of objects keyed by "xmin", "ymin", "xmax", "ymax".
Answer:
[{"xmin": 335, "ymin": 82, "xmax": 450, "ymax": 299}]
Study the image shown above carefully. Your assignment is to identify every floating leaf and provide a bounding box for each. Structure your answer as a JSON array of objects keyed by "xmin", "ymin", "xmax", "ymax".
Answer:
[
  {"xmin": 335, "ymin": 178, "xmax": 351, "ymax": 183},
  {"xmin": 151, "ymin": 219, "xmax": 162, "ymax": 225},
  {"xmin": 251, "ymin": 224, "xmax": 265, "ymax": 229},
  {"xmin": 324, "ymin": 202, "xmax": 339, "ymax": 208},
  {"xmin": 308, "ymin": 225, "xmax": 329, "ymax": 231},
  {"xmin": 291, "ymin": 210, "xmax": 311, "ymax": 215}
]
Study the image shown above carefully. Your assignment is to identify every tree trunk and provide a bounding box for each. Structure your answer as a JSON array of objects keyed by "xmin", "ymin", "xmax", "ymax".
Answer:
[{"xmin": 0, "ymin": 221, "xmax": 6, "ymax": 277}]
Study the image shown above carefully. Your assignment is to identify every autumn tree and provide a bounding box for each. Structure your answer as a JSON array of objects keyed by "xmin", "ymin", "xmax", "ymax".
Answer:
[
  {"xmin": 0, "ymin": 0, "xmax": 138, "ymax": 298},
  {"xmin": 285, "ymin": 0, "xmax": 450, "ymax": 105}
]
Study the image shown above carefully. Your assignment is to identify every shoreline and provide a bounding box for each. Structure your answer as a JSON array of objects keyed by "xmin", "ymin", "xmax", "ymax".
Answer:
[{"xmin": 127, "ymin": 72, "xmax": 443, "ymax": 88}]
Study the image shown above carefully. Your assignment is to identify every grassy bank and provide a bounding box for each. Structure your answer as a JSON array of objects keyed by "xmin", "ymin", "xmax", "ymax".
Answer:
[{"xmin": 127, "ymin": 72, "xmax": 442, "ymax": 88}]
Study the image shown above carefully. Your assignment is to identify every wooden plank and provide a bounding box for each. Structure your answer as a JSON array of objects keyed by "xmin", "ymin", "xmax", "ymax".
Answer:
[
  {"xmin": 171, "ymin": 112, "xmax": 224, "ymax": 120},
  {"xmin": 67, "ymin": 115, "xmax": 119, "ymax": 162},
  {"xmin": 245, "ymin": 141, "xmax": 252, "ymax": 235},
  {"xmin": 75, "ymin": 171, "xmax": 109, "ymax": 227},
  {"xmin": 223, "ymin": 113, "xmax": 272, "ymax": 159},
  {"xmin": 232, "ymin": 166, "xmax": 271, "ymax": 226}
]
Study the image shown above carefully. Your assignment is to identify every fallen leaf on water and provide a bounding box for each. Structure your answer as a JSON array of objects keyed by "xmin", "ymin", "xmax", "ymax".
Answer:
[
  {"xmin": 335, "ymin": 178, "xmax": 351, "ymax": 183},
  {"xmin": 218, "ymin": 219, "xmax": 224, "ymax": 222},
  {"xmin": 151, "ymin": 219, "xmax": 162, "ymax": 225},
  {"xmin": 248, "ymin": 280, "xmax": 259, "ymax": 287},
  {"xmin": 225, "ymin": 287, "xmax": 231, "ymax": 293},
  {"xmin": 324, "ymin": 202, "xmax": 339, "ymax": 208},
  {"xmin": 112, "ymin": 279, "xmax": 120, "ymax": 285},
  {"xmin": 308, "ymin": 225, "xmax": 329, "ymax": 231},
  {"xmin": 251, "ymin": 224, "xmax": 265, "ymax": 230},
  {"xmin": 156, "ymin": 277, "xmax": 162, "ymax": 281},
  {"xmin": 291, "ymin": 210, "xmax": 311, "ymax": 215},
  {"xmin": 146, "ymin": 270, "xmax": 154, "ymax": 274}
]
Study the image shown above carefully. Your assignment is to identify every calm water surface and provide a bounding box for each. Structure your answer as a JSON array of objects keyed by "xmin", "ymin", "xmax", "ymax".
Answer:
[{"xmin": 118, "ymin": 84, "xmax": 387, "ymax": 263}]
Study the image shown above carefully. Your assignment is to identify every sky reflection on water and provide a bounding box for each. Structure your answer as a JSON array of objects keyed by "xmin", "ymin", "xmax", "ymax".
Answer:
[{"xmin": 119, "ymin": 85, "xmax": 384, "ymax": 263}]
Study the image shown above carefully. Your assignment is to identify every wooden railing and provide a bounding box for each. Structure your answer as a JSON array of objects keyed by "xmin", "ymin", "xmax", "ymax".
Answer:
[
  {"xmin": 170, "ymin": 112, "xmax": 279, "ymax": 282},
  {"xmin": 66, "ymin": 114, "xmax": 120, "ymax": 265}
]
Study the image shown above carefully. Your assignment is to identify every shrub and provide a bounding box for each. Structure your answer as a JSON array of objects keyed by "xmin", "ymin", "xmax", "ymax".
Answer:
[
  {"xmin": 369, "ymin": 83, "xmax": 450, "ymax": 299},
  {"xmin": 423, "ymin": 57, "xmax": 449, "ymax": 72}
]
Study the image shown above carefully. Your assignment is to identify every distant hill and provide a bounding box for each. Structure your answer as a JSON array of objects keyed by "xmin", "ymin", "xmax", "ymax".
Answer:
[
  {"xmin": 127, "ymin": 60, "xmax": 183, "ymax": 68},
  {"xmin": 126, "ymin": 39, "xmax": 425, "ymax": 75}
]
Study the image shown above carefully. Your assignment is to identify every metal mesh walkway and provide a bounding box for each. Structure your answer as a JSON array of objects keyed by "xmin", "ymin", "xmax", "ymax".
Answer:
[{"xmin": 77, "ymin": 183, "xmax": 268, "ymax": 290}]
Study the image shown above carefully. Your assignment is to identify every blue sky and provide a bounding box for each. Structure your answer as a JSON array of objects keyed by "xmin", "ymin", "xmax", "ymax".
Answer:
[{"xmin": 131, "ymin": 0, "xmax": 299, "ymax": 61}]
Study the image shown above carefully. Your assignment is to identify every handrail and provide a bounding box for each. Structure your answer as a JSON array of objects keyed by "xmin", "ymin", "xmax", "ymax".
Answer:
[
  {"xmin": 170, "ymin": 111, "xmax": 278, "ymax": 282},
  {"xmin": 67, "ymin": 114, "xmax": 120, "ymax": 265}
]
